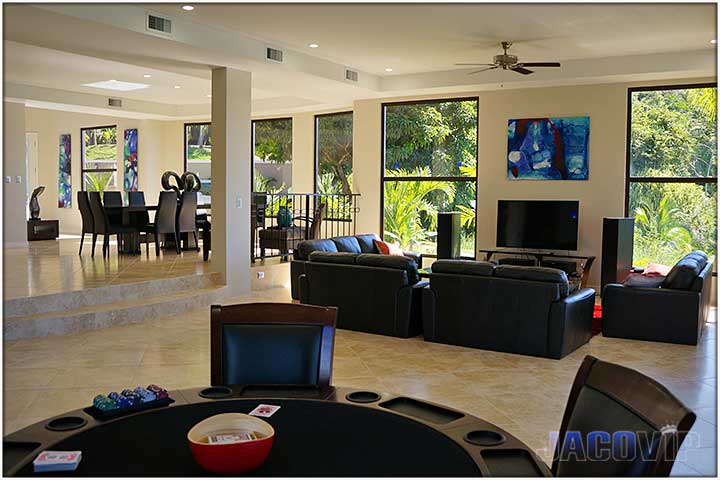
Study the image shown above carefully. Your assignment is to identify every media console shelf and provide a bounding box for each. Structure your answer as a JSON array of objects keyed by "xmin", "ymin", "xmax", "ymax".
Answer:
[{"xmin": 478, "ymin": 249, "xmax": 596, "ymax": 289}]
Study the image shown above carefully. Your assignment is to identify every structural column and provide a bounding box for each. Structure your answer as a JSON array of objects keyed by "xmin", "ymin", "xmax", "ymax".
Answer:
[
  {"xmin": 3, "ymin": 101, "xmax": 28, "ymax": 246},
  {"xmin": 211, "ymin": 67, "xmax": 252, "ymax": 296}
]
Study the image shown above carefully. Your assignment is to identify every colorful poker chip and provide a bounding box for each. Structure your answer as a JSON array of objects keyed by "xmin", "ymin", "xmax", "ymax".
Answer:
[
  {"xmin": 92, "ymin": 394, "xmax": 118, "ymax": 412},
  {"xmin": 147, "ymin": 384, "xmax": 168, "ymax": 399},
  {"xmin": 133, "ymin": 387, "xmax": 156, "ymax": 403},
  {"xmin": 120, "ymin": 390, "xmax": 143, "ymax": 406}
]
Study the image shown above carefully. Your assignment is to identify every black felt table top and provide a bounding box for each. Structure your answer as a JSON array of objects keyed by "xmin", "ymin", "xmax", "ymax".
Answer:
[{"xmin": 18, "ymin": 398, "xmax": 481, "ymax": 477}]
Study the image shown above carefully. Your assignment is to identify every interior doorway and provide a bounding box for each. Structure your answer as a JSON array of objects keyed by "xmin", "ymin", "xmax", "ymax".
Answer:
[{"xmin": 25, "ymin": 132, "xmax": 39, "ymax": 219}]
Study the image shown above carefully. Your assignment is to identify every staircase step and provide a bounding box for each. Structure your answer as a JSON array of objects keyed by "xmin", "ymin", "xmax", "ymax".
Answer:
[
  {"xmin": 4, "ymin": 285, "xmax": 226, "ymax": 341},
  {"xmin": 4, "ymin": 272, "xmax": 221, "ymax": 318}
]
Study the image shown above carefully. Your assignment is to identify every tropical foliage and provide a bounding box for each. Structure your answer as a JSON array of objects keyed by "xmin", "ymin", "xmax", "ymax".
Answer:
[
  {"xmin": 629, "ymin": 87, "xmax": 717, "ymax": 267},
  {"xmin": 254, "ymin": 119, "xmax": 292, "ymax": 164},
  {"xmin": 317, "ymin": 113, "xmax": 353, "ymax": 195},
  {"xmin": 383, "ymin": 99, "xmax": 477, "ymax": 255}
]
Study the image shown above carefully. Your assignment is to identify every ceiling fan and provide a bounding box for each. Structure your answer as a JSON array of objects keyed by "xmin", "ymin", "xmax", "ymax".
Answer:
[{"xmin": 455, "ymin": 41, "xmax": 561, "ymax": 75}]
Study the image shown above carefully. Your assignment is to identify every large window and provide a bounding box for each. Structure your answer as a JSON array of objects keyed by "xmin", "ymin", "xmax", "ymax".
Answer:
[
  {"xmin": 184, "ymin": 123, "xmax": 212, "ymax": 204},
  {"xmin": 382, "ymin": 98, "xmax": 478, "ymax": 257},
  {"xmin": 315, "ymin": 112, "xmax": 353, "ymax": 195},
  {"xmin": 252, "ymin": 118, "xmax": 292, "ymax": 193},
  {"xmin": 627, "ymin": 85, "xmax": 717, "ymax": 267},
  {"xmin": 81, "ymin": 125, "xmax": 117, "ymax": 192}
]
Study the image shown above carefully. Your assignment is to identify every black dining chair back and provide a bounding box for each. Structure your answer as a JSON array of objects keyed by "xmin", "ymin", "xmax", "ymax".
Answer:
[
  {"xmin": 210, "ymin": 303, "xmax": 337, "ymax": 387},
  {"xmin": 88, "ymin": 192, "xmax": 109, "ymax": 234},
  {"xmin": 156, "ymin": 191, "xmax": 178, "ymax": 235},
  {"xmin": 128, "ymin": 191, "xmax": 149, "ymax": 227},
  {"xmin": 552, "ymin": 355, "xmax": 696, "ymax": 477},
  {"xmin": 77, "ymin": 191, "xmax": 94, "ymax": 255},
  {"xmin": 103, "ymin": 191, "xmax": 123, "ymax": 226},
  {"xmin": 177, "ymin": 191, "xmax": 199, "ymax": 251}
]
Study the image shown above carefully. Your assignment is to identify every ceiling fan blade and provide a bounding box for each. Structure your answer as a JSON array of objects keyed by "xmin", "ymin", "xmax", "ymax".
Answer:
[
  {"xmin": 468, "ymin": 66, "xmax": 499, "ymax": 75},
  {"xmin": 454, "ymin": 63, "xmax": 496, "ymax": 66},
  {"xmin": 510, "ymin": 66, "xmax": 534, "ymax": 75},
  {"xmin": 517, "ymin": 62, "xmax": 561, "ymax": 67}
]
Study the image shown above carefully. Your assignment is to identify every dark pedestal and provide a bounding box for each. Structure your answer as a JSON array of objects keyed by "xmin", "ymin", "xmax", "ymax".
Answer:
[{"xmin": 27, "ymin": 219, "xmax": 59, "ymax": 241}]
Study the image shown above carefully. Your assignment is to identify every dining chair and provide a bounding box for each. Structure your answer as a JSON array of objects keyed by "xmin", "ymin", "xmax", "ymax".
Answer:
[
  {"xmin": 136, "ymin": 191, "xmax": 179, "ymax": 256},
  {"xmin": 176, "ymin": 191, "xmax": 199, "ymax": 251},
  {"xmin": 128, "ymin": 191, "xmax": 150, "ymax": 228},
  {"xmin": 88, "ymin": 192, "xmax": 137, "ymax": 258},
  {"xmin": 77, "ymin": 191, "xmax": 94, "ymax": 255},
  {"xmin": 103, "ymin": 191, "xmax": 124, "ymax": 227},
  {"xmin": 210, "ymin": 303, "xmax": 337, "ymax": 387},
  {"xmin": 552, "ymin": 355, "xmax": 696, "ymax": 477}
]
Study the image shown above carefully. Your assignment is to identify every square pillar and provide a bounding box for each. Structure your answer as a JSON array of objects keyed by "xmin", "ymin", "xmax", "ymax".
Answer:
[{"xmin": 211, "ymin": 68, "xmax": 252, "ymax": 296}]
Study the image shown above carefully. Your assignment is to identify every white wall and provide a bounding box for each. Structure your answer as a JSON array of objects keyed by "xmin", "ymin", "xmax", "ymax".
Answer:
[
  {"xmin": 3, "ymin": 101, "xmax": 28, "ymax": 245},
  {"xmin": 24, "ymin": 108, "xmax": 185, "ymax": 234}
]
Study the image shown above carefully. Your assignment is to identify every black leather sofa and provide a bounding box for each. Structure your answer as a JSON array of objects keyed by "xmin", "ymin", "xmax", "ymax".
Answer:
[
  {"xmin": 422, "ymin": 260, "xmax": 596, "ymax": 359},
  {"xmin": 298, "ymin": 252, "xmax": 426, "ymax": 338},
  {"xmin": 290, "ymin": 234, "xmax": 421, "ymax": 300},
  {"xmin": 602, "ymin": 251, "xmax": 713, "ymax": 345}
]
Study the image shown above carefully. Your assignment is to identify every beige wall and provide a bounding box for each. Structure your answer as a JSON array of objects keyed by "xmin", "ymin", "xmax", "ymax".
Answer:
[
  {"xmin": 3, "ymin": 101, "xmax": 28, "ymax": 245},
  {"xmin": 24, "ymin": 108, "xmax": 185, "ymax": 234}
]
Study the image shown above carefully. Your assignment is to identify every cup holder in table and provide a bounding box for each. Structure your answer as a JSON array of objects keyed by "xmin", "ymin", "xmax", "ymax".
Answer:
[
  {"xmin": 463, "ymin": 430, "xmax": 506, "ymax": 446},
  {"xmin": 345, "ymin": 391, "xmax": 382, "ymax": 403},
  {"xmin": 45, "ymin": 416, "xmax": 87, "ymax": 432},
  {"xmin": 199, "ymin": 386, "xmax": 234, "ymax": 399}
]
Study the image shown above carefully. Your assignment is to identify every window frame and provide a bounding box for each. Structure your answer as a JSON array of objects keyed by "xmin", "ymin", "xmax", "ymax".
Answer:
[
  {"xmin": 314, "ymin": 110, "xmax": 353, "ymax": 194},
  {"xmin": 183, "ymin": 121, "xmax": 212, "ymax": 174},
  {"xmin": 80, "ymin": 124, "xmax": 118, "ymax": 192},
  {"xmin": 251, "ymin": 117, "xmax": 293, "ymax": 193},
  {"xmin": 380, "ymin": 96, "xmax": 480, "ymax": 259},
  {"xmin": 624, "ymin": 83, "xmax": 718, "ymax": 215}
]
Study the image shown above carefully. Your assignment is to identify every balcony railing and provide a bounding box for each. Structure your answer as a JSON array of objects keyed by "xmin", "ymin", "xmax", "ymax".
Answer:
[{"xmin": 252, "ymin": 192, "xmax": 360, "ymax": 261}]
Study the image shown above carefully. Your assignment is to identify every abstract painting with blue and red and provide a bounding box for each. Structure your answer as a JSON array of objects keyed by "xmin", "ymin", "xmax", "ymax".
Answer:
[
  {"xmin": 507, "ymin": 116, "xmax": 590, "ymax": 180},
  {"xmin": 58, "ymin": 134, "xmax": 72, "ymax": 208},
  {"xmin": 124, "ymin": 128, "xmax": 138, "ymax": 191}
]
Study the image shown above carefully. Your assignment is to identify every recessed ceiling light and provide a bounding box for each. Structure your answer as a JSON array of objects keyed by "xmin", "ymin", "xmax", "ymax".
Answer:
[
  {"xmin": 712, "ymin": 39, "xmax": 717, "ymax": 45},
  {"xmin": 206, "ymin": 94, "xmax": 212, "ymax": 98},
  {"xmin": 143, "ymin": 74, "xmax": 151, "ymax": 78},
  {"xmin": 385, "ymin": 68, "xmax": 393, "ymax": 72},
  {"xmin": 308, "ymin": 43, "xmax": 319, "ymax": 48},
  {"xmin": 174, "ymin": 85, "xmax": 181, "ymax": 89},
  {"xmin": 83, "ymin": 80, "xmax": 150, "ymax": 91},
  {"xmin": 182, "ymin": 5, "xmax": 194, "ymax": 11}
]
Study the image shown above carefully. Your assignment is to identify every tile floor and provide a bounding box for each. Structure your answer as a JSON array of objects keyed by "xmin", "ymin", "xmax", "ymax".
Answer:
[
  {"xmin": 3, "ymin": 285, "xmax": 716, "ymax": 475},
  {"xmin": 3, "ymin": 237, "xmax": 214, "ymax": 299}
]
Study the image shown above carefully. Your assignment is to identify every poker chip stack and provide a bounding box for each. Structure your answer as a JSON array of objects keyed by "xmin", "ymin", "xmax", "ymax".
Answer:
[{"xmin": 92, "ymin": 385, "xmax": 169, "ymax": 412}]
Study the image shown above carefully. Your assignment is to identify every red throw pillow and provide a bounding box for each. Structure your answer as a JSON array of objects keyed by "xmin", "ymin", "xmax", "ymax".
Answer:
[
  {"xmin": 644, "ymin": 263, "xmax": 672, "ymax": 277},
  {"xmin": 373, "ymin": 239, "xmax": 404, "ymax": 256}
]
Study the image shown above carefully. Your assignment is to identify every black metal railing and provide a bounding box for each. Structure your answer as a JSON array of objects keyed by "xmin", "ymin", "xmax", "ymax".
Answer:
[{"xmin": 252, "ymin": 192, "xmax": 360, "ymax": 261}]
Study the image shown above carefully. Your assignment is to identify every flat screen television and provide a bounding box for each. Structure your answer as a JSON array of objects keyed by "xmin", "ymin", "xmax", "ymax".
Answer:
[{"xmin": 497, "ymin": 200, "xmax": 579, "ymax": 251}]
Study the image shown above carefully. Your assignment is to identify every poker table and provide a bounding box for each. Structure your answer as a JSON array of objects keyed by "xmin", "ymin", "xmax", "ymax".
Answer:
[{"xmin": 4, "ymin": 385, "xmax": 551, "ymax": 477}]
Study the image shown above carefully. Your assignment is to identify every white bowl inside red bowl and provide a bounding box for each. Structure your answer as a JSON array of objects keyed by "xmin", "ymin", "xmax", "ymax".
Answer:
[{"xmin": 187, "ymin": 413, "xmax": 275, "ymax": 474}]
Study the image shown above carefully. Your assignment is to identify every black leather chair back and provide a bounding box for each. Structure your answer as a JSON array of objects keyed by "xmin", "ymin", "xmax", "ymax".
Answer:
[
  {"xmin": 553, "ymin": 356, "xmax": 696, "ymax": 477},
  {"xmin": 177, "ymin": 191, "xmax": 197, "ymax": 234},
  {"xmin": 88, "ymin": 191, "xmax": 109, "ymax": 234},
  {"xmin": 155, "ymin": 191, "xmax": 177, "ymax": 235},
  {"xmin": 77, "ymin": 191, "xmax": 94, "ymax": 234},
  {"xmin": 210, "ymin": 303, "xmax": 337, "ymax": 387},
  {"xmin": 102, "ymin": 191, "xmax": 123, "ymax": 226},
  {"xmin": 128, "ymin": 191, "xmax": 149, "ymax": 226}
]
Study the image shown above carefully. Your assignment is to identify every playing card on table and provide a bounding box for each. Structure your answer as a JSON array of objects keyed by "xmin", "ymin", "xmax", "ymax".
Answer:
[
  {"xmin": 33, "ymin": 451, "xmax": 82, "ymax": 472},
  {"xmin": 248, "ymin": 404, "xmax": 281, "ymax": 417}
]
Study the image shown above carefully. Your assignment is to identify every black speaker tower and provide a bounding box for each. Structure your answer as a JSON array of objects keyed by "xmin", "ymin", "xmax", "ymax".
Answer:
[
  {"xmin": 601, "ymin": 217, "xmax": 635, "ymax": 291},
  {"xmin": 437, "ymin": 212, "xmax": 461, "ymax": 259}
]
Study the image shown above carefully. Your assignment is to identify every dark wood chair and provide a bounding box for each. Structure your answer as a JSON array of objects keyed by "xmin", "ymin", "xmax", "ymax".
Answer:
[
  {"xmin": 88, "ymin": 192, "xmax": 137, "ymax": 258},
  {"xmin": 136, "ymin": 191, "xmax": 179, "ymax": 256},
  {"xmin": 553, "ymin": 355, "xmax": 696, "ymax": 477},
  {"xmin": 177, "ymin": 191, "xmax": 199, "ymax": 251},
  {"xmin": 77, "ymin": 191, "xmax": 94, "ymax": 255},
  {"xmin": 128, "ymin": 191, "xmax": 149, "ymax": 226},
  {"xmin": 103, "ymin": 191, "xmax": 124, "ymax": 227},
  {"xmin": 210, "ymin": 302, "xmax": 337, "ymax": 387},
  {"xmin": 258, "ymin": 202, "xmax": 326, "ymax": 261}
]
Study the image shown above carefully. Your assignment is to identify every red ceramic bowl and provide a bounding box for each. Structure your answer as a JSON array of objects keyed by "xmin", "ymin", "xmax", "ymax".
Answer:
[{"xmin": 187, "ymin": 413, "xmax": 275, "ymax": 474}]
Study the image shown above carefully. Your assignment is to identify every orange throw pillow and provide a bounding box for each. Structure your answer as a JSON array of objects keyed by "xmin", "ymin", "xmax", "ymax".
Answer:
[
  {"xmin": 373, "ymin": 239, "xmax": 404, "ymax": 256},
  {"xmin": 644, "ymin": 263, "xmax": 672, "ymax": 277}
]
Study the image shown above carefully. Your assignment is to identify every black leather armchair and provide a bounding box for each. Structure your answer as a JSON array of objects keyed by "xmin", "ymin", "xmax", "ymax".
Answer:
[
  {"xmin": 299, "ymin": 252, "xmax": 427, "ymax": 338},
  {"xmin": 602, "ymin": 251, "xmax": 713, "ymax": 345},
  {"xmin": 290, "ymin": 233, "xmax": 422, "ymax": 300},
  {"xmin": 422, "ymin": 260, "xmax": 595, "ymax": 359}
]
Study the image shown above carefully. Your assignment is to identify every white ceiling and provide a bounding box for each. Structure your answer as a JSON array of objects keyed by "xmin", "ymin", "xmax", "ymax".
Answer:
[{"xmin": 151, "ymin": 3, "xmax": 717, "ymax": 75}]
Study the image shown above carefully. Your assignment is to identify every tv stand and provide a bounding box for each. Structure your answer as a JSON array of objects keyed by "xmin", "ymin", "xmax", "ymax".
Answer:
[{"xmin": 478, "ymin": 249, "xmax": 596, "ymax": 289}]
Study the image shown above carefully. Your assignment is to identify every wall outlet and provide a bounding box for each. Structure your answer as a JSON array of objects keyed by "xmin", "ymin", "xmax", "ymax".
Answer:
[
  {"xmin": 4, "ymin": 176, "xmax": 10, "ymax": 184},
  {"xmin": 256, "ymin": 271, "xmax": 265, "ymax": 279},
  {"xmin": 15, "ymin": 175, "xmax": 22, "ymax": 183},
  {"xmin": 235, "ymin": 195, "xmax": 243, "ymax": 209}
]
